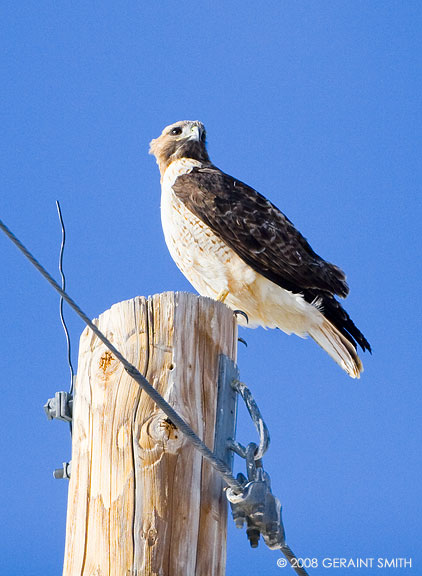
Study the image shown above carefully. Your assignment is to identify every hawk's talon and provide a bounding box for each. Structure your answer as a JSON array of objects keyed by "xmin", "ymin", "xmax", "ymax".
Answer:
[
  {"xmin": 234, "ymin": 309, "xmax": 249, "ymax": 324},
  {"xmin": 238, "ymin": 337, "xmax": 248, "ymax": 347}
]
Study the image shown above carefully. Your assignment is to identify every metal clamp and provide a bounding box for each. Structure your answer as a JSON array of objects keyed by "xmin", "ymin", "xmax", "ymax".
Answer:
[
  {"xmin": 44, "ymin": 391, "xmax": 73, "ymax": 422},
  {"xmin": 226, "ymin": 442, "xmax": 285, "ymax": 549}
]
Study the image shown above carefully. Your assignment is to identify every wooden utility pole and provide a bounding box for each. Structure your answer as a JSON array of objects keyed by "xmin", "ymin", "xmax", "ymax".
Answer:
[{"xmin": 62, "ymin": 292, "xmax": 238, "ymax": 576}]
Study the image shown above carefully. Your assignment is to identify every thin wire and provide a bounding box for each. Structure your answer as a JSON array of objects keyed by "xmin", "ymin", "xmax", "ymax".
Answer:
[
  {"xmin": 0, "ymin": 217, "xmax": 309, "ymax": 574},
  {"xmin": 56, "ymin": 201, "xmax": 75, "ymax": 395}
]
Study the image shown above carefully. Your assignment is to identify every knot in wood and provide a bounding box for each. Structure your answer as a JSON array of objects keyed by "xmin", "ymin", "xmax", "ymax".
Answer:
[
  {"xmin": 138, "ymin": 412, "xmax": 184, "ymax": 460},
  {"xmin": 99, "ymin": 350, "xmax": 114, "ymax": 373}
]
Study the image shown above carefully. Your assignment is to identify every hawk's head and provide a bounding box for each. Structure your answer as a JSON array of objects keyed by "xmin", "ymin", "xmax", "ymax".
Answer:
[{"xmin": 149, "ymin": 120, "xmax": 210, "ymax": 175}]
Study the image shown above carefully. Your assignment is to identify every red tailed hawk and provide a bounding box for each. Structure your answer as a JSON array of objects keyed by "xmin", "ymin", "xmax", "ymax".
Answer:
[{"xmin": 150, "ymin": 120, "xmax": 371, "ymax": 378}]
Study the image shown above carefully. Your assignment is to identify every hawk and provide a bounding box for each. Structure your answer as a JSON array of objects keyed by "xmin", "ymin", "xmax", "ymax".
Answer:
[{"xmin": 150, "ymin": 120, "xmax": 371, "ymax": 378}]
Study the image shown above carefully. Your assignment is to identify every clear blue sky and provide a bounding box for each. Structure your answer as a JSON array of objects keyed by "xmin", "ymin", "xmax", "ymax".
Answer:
[{"xmin": 1, "ymin": 2, "xmax": 420, "ymax": 574}]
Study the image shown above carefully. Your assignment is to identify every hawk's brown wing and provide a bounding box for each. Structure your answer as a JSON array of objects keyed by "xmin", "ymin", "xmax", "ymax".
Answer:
[{"xmin": 172, "ymin": 165, "xmax": 349, "ymax": 299}]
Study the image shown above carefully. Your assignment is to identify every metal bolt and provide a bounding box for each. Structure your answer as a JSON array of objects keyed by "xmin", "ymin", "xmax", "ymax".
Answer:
[
  {"xmin": 247, "ymin": 526, "xmax": 260, "ymax": 548},
  {"xmin": 53, "ymin": 461, "xmax": 71, "ymax": 479}
]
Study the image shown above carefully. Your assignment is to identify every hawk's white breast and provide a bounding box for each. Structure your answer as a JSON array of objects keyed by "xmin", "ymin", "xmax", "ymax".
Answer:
[{"xmin": 161, "ymin": 158, "xmax": 245, "ymax": 300}]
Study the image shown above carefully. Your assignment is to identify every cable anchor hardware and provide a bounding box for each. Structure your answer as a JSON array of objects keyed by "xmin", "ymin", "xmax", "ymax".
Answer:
[{"xmin": 227, "ymin": 442, "xmax": 285, "ymax": 550}]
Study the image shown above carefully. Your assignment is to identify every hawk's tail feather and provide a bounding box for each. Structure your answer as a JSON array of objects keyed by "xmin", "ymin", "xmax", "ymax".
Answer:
[{"xmin": 308, "ymin": 317, "xmax": 363, "ymax": 379}]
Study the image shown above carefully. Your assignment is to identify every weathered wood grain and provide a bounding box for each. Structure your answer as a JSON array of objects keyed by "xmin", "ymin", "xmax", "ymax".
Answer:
[{"xmin": 63, "ymin": 292, "xmax": 237, "ymax": 576}]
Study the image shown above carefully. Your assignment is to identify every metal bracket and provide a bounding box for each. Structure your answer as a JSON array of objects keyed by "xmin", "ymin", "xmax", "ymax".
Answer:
[
  {"xmin": 44, "ymin": 391, "xmax": 73, "ymax": 422},
  {"xmin": 214, "ymin": 354, "xmax": 239, "ymax": 471},
  {"xmin": 44, "ymin": 390, "xmax": 73, "ymax": 479}
]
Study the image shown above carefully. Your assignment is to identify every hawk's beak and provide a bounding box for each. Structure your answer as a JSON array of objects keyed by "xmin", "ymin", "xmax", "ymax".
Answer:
[{"xmin": 188, "ymin": 125, "xmax": 201, "ymax": 142}]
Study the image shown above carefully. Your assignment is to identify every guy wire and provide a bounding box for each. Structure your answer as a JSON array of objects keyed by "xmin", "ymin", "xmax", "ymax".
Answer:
[{"xmin": 0, "ymin": 216, "xmax": 309, "ymax": 576}]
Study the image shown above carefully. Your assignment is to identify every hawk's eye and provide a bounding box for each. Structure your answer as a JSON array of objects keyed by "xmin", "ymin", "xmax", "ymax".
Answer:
[{"xmin": 170, "ymin": 127, "xmax": 182, "ymax": 136}]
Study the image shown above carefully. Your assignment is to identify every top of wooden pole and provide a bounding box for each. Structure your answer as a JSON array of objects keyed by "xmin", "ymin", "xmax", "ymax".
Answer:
[{"xmin": 63, "ymin": 292, "xmax": 238, "ymax": 576}]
